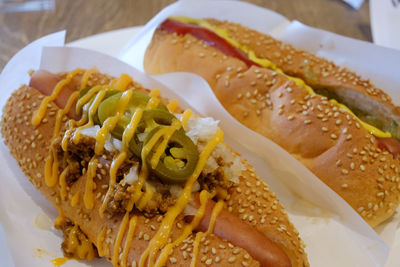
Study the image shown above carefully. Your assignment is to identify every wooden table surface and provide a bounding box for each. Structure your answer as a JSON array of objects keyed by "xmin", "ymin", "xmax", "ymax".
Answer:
[{"xmin": 0, "ymin": 0, "xmax": 371, "ymax": 71}]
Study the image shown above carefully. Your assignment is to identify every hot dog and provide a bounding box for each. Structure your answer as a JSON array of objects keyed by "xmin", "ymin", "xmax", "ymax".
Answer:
[
  {"xmin": 1, "ymin": 68, "xmax": 308, "ymax": 266},
  {"xmin": 144, "ymin": 17, "xmax": 400, "ymax": 227}
]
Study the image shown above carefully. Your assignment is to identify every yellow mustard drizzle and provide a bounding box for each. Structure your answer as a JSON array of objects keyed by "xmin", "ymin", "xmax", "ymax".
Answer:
[
  {"xmin": 79, "ymin": 67, "xmax": 97, "ymax": 93},
  {"xmin": 40, "ymin": 69, "xmax": 90, "ymax": 189},
  {"xmin": 62, "ymin": 109, "xmax": 89, "ymax": 151},
  {"xmin": 146, "ymin": 97, "xmax": 160, "ymax": 109},
  {"xmin": 180, "ymin": 109, "xmax": 193, "ymax": 127},
  {"xmin": 190, "ymin": 232, "xmax": 204, "ymax": 267},
  {"xmin": 75, "ymin": 85, "xmax": 105, "ymax": 115},
  {"xmin": 136, "ymin": 184, "xmax": 155, "ymax": 211},
  {"xmin": 59, "ymin": 167, "xmax": 69, "ymax": 201},
  {"xmin": 171, "ymin": 16, "xmax": 391, "ymax": 139},
  {"xmin": 121, "ymin": 216, "xmax": 138, "ymax": 267},
  {"xmin": 32, "ymin": 68, "xmax": 84, "ymax": 126},
  {"xmin": 122, "ymin": 108, "xmax": 144, "ymax": 149},
  {"xmin": 44, "ymin": 149, "xmax": 59, "ymax": 187},
  {"xmin": 54, "ymin": 208, "xmax": 65, "ymax": 229},
  {"xmin": 207, "ymin": 200, "xmax": 224, "ymax": 234},
  {"xmin": 329, "ymin": 99, "xmax": 391, "ymax": 138},
  {"xmin": 95, "ymin": 90, "xmax": 133, "ymax": 155},
  {"xmin": 112, "ymin": 212, "xmax": 130, "ymax": 266},
  {"xmin": 53, "ymin": 91, "xmax": 79, "ymax": 139},
  {"xmin": 83, "ymin": 157, "xmax": 98, "ymax": 210},
  {"xmin": 150, "ymin": 119, "xmax": 182, "ymax": 169},
  {"xmin": 44, "ymin": 91, "xmax": 80, "ymax": 188},
  {"xmin": 167, "ymin": 99, "xmax": 179, "ymax": 113},
  {"xmin": 99, "ymin": 151, "xmax": 127, "ymax": 217},
  {"xmin": 65, "ymin": 224, "xmax": 95, "ymax": 261},
  {"xmin": 50, "ymin": 257, "xmax": 68, "ymax": 267},
  {"xmin": 96, "ymin": 227, "xmax": 107, "ymax": 257},
  {"xmin": 73, "ymin": 90, "xmax": 107, "ymax": 144},
  {"xmin": 154, "ymin": 190, "xmax": 214, "ymax": 267},
  {"xmin": 71, "ymin": 191, "xmax": 80, "ymax": 207},
  {"xmin": 149, "ymin": 88, "xmax": 161, "ymax": 98},
  {"xmin": 129, "ymin": 126, "xmax": 166, "ymax": 207},
  {"xmin": 111, "ymin": 73, "xmax": 133, "ymax": 91},
  {"xmin": 139, "ymin": 128, "xmax": 223, "ymax": 267},
  {"xmin": 99, "ymin": 90, "xmax": 147, "ymax": 215},
  {"xmin": 101, "ymin": 107, "xmax": 146, "ymax": 216}
]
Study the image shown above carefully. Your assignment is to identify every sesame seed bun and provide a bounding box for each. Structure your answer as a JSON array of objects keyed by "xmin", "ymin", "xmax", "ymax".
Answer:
[
  {"xmin": 144, "ymin": 23, "xmax": 400, "ymax": 227},
  {"xmin": 0, "ymin": 71, "xmax": 308, "ymax": 266}
]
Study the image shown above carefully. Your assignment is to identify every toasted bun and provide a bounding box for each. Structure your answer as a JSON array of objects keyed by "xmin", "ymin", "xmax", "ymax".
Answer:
[
  {"xmin": 144, "ymin": 25, "xmax": 400, "ymax": 227},
  {"xmin": 1, "ymin": 71, "xmax": 308, "ymax": 266}
]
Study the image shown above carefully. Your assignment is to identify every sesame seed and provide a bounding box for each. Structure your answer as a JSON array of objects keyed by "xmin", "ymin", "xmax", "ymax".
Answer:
[
  {"xmin": 341, "ymin": 183, "xmax": 348, "ymax": 188},
  {"xmin": 360, "ymin": 165, "xmax": 366, "ymax": 171},
  {"xmin": 228, "ymin": 256, "xmax": 236, "ymax": 263},
  {"xmin": 143, "ymin": 234, "xmax": 150, "ymax": 241},
  {"xmin": 322, "ymin": 127, "xmax": 328, "ymax": 132},
  {"xmin": 170, "ymin": 257, "xmax": 177, "ymax": 263},
  {"xmin": 341, "ymin": 169, "xmax": 349, "ymax": 175},
  {"xmin": 330, "ymin": 134, "xmax": 337, "ymax": 140}
]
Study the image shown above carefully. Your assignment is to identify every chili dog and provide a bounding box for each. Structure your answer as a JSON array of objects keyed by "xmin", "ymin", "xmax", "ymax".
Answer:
[
  {"xmin": 144, "ymin": 17, "xmax": 400, "ymax": 227},
  {"xmin": 1, "ymin": 68, "xmax": 308, "ymax": 266}
]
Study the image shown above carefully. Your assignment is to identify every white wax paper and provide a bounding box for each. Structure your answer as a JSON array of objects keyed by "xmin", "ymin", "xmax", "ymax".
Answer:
[{"xmin": 119, "ymin": 0, "xmax": 400, "ymax": 266}]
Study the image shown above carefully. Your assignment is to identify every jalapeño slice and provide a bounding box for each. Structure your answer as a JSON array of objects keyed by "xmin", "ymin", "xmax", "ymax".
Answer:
[
  {"xmin": 78, "ymin": 88, "xmax": 120, "ymax": 125},
  {"xmin": 97, "ymin": 91, "xmax": 167, "ymax": 139},
  {"xmin": 129, "ymin": 109, "xmax": 178, "ymax": 157},
  {"xmin": 143, "ymin": 126, "xmax": 198, "ymax": 183}
]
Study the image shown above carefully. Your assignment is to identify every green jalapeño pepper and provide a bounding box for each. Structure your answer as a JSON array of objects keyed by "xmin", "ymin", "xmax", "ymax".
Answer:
[
  {"xmin": 90, "ymin": 89, "xmax": 199, "ymax": 183},
  {"xmin": 97, "ymin": 91, "xmax": 167, "ymax": 139},
  {"xmin": 78, "ymin": 88, "xmax": 120, "ymax": 125},
  {"xmin": 143, "ymin": 126, "xmax": 198, "ymax": 183},
  {"xmin": 129, "ymin": 109, "xmax": 179, "ymax": 157}
]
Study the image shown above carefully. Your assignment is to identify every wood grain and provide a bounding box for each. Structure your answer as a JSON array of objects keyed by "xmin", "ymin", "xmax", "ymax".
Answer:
[{"xmin": 0, "ymin": 0, "xmax": 371, "ymax": 70}]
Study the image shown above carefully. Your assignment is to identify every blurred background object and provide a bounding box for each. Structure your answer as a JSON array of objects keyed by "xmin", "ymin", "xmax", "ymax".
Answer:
[
  {"xmin": 0, "ymin": 0, "xmax": 372, "ymax": 70},
  {"xmin": 370, "ymin": 0, "xmax": 400, "ymax": 50},
  {"xmin": 341, "ymin": 0, "xmax": 364, "ymax": 9},
  {"xmin": 0, "ymin": 0, "xmax": 54, "ymax": 13}
]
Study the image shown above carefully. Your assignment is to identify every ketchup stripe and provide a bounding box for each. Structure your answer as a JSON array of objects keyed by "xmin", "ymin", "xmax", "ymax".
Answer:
[{"xmin": 159, "ymin": 19, "xmax": 259, "ymax": 68}]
